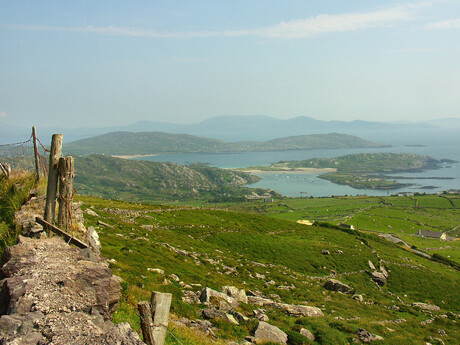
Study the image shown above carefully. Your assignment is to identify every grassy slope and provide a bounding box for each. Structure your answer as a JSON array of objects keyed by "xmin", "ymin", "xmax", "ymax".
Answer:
[
  {"xmin": 78, "ymin": 195, "xmax": 459, "ymax": 345},
  {"xmin": 74, "ymin": 155, "xmax": 269, "ymax": 203},
  {"xmin": 227, "ymin": 194, "xmax": 460, "ymax": 264},
  {"xmin": 65, "ymin": 132, "xmax": 386, "ymax": 155}
]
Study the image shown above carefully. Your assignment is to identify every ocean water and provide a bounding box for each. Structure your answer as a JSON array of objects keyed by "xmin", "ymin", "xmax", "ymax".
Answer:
[{"xmin": 137, "ymin": 144, "xmax": 460, "ymax": 197}]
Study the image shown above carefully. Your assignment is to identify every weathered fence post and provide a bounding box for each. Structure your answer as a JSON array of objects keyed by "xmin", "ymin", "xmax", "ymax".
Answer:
[
  {"xmin": 138, "ymin": 301, "xmax": 155, "ymax": 345},
  {"xmin": 151, "ymin": 291, "xmax": 172, "ymax": 345},
  {"xmin": 32, "ymin": 126, "xmax": 40, "ymax": 182},
  {"xmin": 57, "ymin": 156, "xmax": 74, "ymax": 230},
  {"xmin": 44, "ymin": 134, "xmax": 63, "ymax": 225},
  {"xmin": 138, "ymin": 291, "xmax": 172, "ymax": 345}
]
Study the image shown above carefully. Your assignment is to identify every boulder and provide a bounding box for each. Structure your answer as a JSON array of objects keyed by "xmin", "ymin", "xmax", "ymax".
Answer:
[
  {"xmin": 368, "ymin": 260, "xmax": 376, "ymax": 270},
  {"xmin": 352, "ymin": 294, "xmax": 364, "ymax": 302},
  {"xmin": 321, "ymin": 250, "xmax": 330, "ymax": 255},
  {"xmin": 300, "ymin": 328, "xmax": 315, "ymax": 341},
  {"xmin": 201, "ymin": 308, "xmax": 239, "ymax": 325},
  {"xmin": 357, "ymin": 328, "xmax": 384, "ymax": 343},
  {"xmin": 370, "ymin": 271, "xmax": 387, "ymax": 286},
  {"xmin": 274, "ymin": 303, "xmax": 323, "ymax": 317},
  {"xmin": 253, "ymin": 309, "xmax": 269, "ymax": 321},
  {"xmin": 248, "ymin": 295, "xmax": 275, "ymax": 306},
  {"xmin": 412, "ymin": 302, "xmax": 441, "ymax": 312},
  {"xmin": 323, "ymin": 279, "xmax": 352, "ymax": 293},
  {"xmin": 253, "ymin": 321, "xmax": 288, "ymax": 344},
  {"xmin": 200, "ymin": 287, "xmax": 239, "ymax": 308},
  {"xmin": 222, "ymin": 285, "xmax": 248, "ymax": 304}
]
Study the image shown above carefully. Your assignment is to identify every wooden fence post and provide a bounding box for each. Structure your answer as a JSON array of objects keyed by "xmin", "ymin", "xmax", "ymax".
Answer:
[
  {"xmin": 32, "ymin": 126, "xmax": 40, "ymax": 182},
  {"xmin": 151, "ymin": 291, "xmax": 172, "ymax": 345},
  {"xmin": 138, "ymin": 301, "xmax": 155, "ymax": 345},
  {"xmin": 57, "ymin": 156, "xmax": 74, "ymax": 230},
  {"xmin": 138, "ymin": 292, "xmax": 172, "ymax": 345},
  {"xmin": 44, "ymin": 134, "xmax": 63, "ymax": 225}
]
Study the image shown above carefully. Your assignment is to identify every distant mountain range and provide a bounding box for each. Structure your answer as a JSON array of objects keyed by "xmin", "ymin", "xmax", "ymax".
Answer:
[
  {"xmin": 2, "ymin": 115, "xmax": 460, "ymax": 146},
  {"xmin": 64, "ymin": 132, "xmax": 388, "ymax": 156}
]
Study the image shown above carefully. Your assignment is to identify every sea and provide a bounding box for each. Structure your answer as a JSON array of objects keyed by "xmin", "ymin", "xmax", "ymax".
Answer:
[{"xmin": 136, "ymin": 140, "xmax": 460, "ymax": 198}]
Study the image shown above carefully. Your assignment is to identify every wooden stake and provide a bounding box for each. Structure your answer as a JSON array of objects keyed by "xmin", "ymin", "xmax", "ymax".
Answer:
[
  {"xmin": 57, "ymin": 156, "xmax": 74, "ymax": 230},
  {"xmin": 44, "ymin": 134, "xmax": 63, "ymax": 225},
  {"xmin": 35, "ymin": 217, "xmax": 88, "ymax": 249},
  {"xmin": 138, "ymin": 301, "xmax": 155, "ymax": 345},
  {"xmin": 32, "ymin": 126, "xmax": 40, "ymax": 182},
  {"xmin": 150, "ymin": 291, "xmax": 172, "ymax": 345}
]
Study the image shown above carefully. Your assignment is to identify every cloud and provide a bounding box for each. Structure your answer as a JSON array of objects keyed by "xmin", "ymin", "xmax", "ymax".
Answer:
[
  {"xmin": 0, "ymin": 111, "xmax": 6, "ymax": 119},
  {"xmin": 7, "ymin": 3, "xmax": 426, "ymax": 39},
  {"xmin": 426, "ymin": 18, "xmax": 460, "ymax": 29}
]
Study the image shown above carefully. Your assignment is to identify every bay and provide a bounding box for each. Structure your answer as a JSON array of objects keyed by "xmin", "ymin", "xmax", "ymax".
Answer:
[{"xmin": 136, "ymin": 144, "xmax": 460, "ymax": 197}]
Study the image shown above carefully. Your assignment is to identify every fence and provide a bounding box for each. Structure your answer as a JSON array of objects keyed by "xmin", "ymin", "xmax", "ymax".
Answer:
[{"xmin": 0, "ymin": 127, "xmax": 49, "ymax": 180}]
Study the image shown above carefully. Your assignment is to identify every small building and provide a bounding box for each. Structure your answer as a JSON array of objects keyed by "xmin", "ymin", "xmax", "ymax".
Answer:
[
  {"xmin": 339, "ymin": 223, "xmax": 355, "ymax": 230},
  {"xmin": 416, "ymin": 230, "xmax": 447, "ymax": 240}
]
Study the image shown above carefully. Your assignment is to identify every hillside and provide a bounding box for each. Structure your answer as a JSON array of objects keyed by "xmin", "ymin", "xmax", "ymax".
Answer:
[
  {"xmin": 64, "ymin": 132, "xmax": 387, "ymax": 156},
  {"xmin": 78, "ymin": 195, "xmax": 459, "ymax": 345},
  {"xmin": 74, "ymin": 154, "xmax": 273, "ymax": 203},
  {"xmin": 271, "ymin": 153, "xmax": 456, "ymax": 190}
]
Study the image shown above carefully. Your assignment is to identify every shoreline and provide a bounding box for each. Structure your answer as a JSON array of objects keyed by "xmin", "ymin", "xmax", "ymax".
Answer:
[
  {"xmin": 112, "ymin": 154, "xmax": 159, "ymax": 159},
  {"xmin": 241, "ymin": 168, "xmax": 337, "ymax": 174}
]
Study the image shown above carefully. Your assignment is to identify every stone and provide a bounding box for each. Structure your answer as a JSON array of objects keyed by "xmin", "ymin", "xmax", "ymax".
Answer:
[
  {"xmin": 323, "ymin": 279, "xmax": 352, "ymax": 293},
  {"xmin": 357, "ymin": 328, "xmax": 384, "ymax": 343},
  {"xmin": 86, "ymin": 226, "xmax": 101, "ymax": 254},
  {"xmin": 368, "ymin": 260, "xmax": 376, "ymax": 270},
  {"xmin": 248, "ymin": 295, "xmax": 275, "ymax": 306},
  {"xmin": 369, "ymin": 271, "xmax": 386, "ymax": 286},
  {"xmin": 222, "ymin": 285, "xmax": 248, "ymax": 304},
  {"xmin": 352, "ymin": 294, "xmax": 364, "ymax": 302},
  {"xmin": 85, "ymin": 209, "xmax": 99, "ymax": 217},
  {"xmin": 274, "ymin": 303, "xmax": 324, "ymax": 317},
  {"xmin": 170, "ymin": 274, "xmax": 180, "ymax": 282},
  {"xmin": 200, "ymin": 287, "xmax": 239, "ymax": 308},
  {"xmin": 147, "ymin": 268, "xmax": 164, "ymax": 274},
  {"xmin": 412, "ymin": 302, "xmax": 441, "ymax": 312},
  {"xmin": 201, "ymin": 308, "xmax": 239, "ymax": 325},
  {"xmin": 253, "ymin": 321, "xmax": 288, "ymax": 344},
  {"xmin": 253, "ymin": 309, "xmax": 269, "ymax": 321},
  {"xmin": 97, "ymin": 220, "xmax": 114, "ymax": 229},
  {"xmin": 300, "ymin": 328, "xmax": 315, "ymax": 341},
  {"xmin": 322, "ymin": 250, "xmax": 330, "ymax": 255}
]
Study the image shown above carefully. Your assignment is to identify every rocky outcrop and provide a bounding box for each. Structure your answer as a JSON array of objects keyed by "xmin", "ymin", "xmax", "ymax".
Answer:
[
  {"xmin": 323, "ymin": 279, "xmax": 352, "ymax": 293},
  {"xmin": 357, "ymin": 328, "xmax": 384, "ymax": 343},
  {"xmin": 412, "ymin": 302, "xmax": 441, "ymax": 312},
  {"xmin": 0, "ymin": 236, "xmax": 144, "ymax": 345},
  {"xmin": 253, "ymin": 321, "xmax": 288, "ymax": 344}
]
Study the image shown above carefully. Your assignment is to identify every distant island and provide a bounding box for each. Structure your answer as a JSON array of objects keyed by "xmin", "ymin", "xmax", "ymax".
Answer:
[
  {"xmin": 64, "ymin": 132, "xmax": 389, "ymax": 156},
  {"xmin": 243, "ymin": 153, "xmax": 457, "ymax": 190}
]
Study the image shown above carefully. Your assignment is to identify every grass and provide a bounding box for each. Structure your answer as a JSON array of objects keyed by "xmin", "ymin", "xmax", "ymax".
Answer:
[{"xmin": 76, "ymin": 194, "xmax": 459, "ymax": 344}]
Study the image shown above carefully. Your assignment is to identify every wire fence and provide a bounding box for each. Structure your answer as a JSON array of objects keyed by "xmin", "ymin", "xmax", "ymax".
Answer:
[{"xmin": 0, "ymin": 129, "xmax": 50, "ymax": 179}]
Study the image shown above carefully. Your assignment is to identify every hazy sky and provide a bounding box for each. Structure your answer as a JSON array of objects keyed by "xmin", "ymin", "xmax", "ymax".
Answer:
[{"xmin": 1, "ymin": 0, "xmax": 459, "ymax": 128}]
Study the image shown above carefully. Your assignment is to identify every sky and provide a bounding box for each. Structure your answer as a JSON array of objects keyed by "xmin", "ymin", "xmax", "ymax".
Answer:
[{"xmin": 1, "ymin": 0, "xmax": 460, "ymax": 128}]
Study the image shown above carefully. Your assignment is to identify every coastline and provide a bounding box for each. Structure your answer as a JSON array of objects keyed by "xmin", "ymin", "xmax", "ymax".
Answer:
[
  {"xmin": 241, "ymin": 167, "xmax": 337, "ymax": 174},
  {"xmin": 112, "ymin": 154, "xmax": 159, "ymax": 159}
]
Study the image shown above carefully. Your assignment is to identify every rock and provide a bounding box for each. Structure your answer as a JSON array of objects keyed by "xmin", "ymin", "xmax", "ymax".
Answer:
[
  {"xmin": 222, "ymin": 285, "xmax": 248, "ymax": 304},
  {"xmin": 248, "ymin": 295, "xmax": 275, "ymax": 306},
  {"xmin": 300, "ymin": 328, "xmax": 315, "ymax": 341},
  {"xmin": 336, "ymin": 250, "xmax": 344, "ymax": 254},
  {"xmin": 202, "ymin": 308, "xmax": 239, "ymax": 325},
  {"xmin": 369, "ymin": 271, "xmax": 386, "ymax": 286},
  {"xmin": 97, "ymin": 220, "xmax": 114, "ymax": 229},
  {"xmin": 322, "ymin": 250, "xmax": 330, "ymax": 255},
  {"xmin": 170, "ymin": 274, "xmax": 180, "ymax": 282},
  {"xmin": 323, "ymin": 279, "xmax": 352, "ymax": 293},
  {"xmin": 255, "ymin": 273, "xmax": 266, "ymax": 280},
  {"xmin": 200, "ymin": 287, "xmax": 239, "ymax": 308},
  {"xmin": 182, "ymin": 290, "xmax": 200, "ymax": 304},
  {"xmin": 274, "ymin": 303, "xmax": 323, "ymax": 317},
  {"xmin": 253, "ymin": 321, "xmax": 288, "ymax": 344},
  {"xmin": 368, "ymin": 260, "xmax": 376, "ymax": 270},
  {"xmin": 85, "ymin": 209, "xmax": 99, "ymax": 217},
  {"xmin": 101, "ymin": 322, "xmax": 145, "ymax": 345},
  {"xmin": 147, "ymin": 268, "xmax": 164, "ymax": 274},
  {"xmin": 380, "ymin": 265, "xmax": 389, "ymax": 278},
  {"xmin": 86, "ymin": 226, "xmax": 101, "ymax": 254},
  {"xmin": 140, "ymin": 224, "xmax": 154, "ymax": 231},
  {"xmin": 357, "ymin": 328, "xmax": 384, "ymax": 343},
  {"xmin": 412, "ymin": 302, "xmax": 441, "ymax": 312},
  {"xmin": 253, "ymin": 309, "xmax": 269, "ymax": 321},
  {"xmin": 352, "ymin": 294, "xmax": 364, "ymax": 302},
  {"xmin": 230, "ymin": 310, "xmax": 249, "ymax": 323}
]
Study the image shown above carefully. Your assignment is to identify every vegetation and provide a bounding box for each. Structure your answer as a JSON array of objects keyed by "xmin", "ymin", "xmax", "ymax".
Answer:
[
  {"xmin": 75, "ymin": 194, "xmax": 459, "ymax": 344},
  {"xmin": 265, "ymin": 153, "xmax": 458, "ymax": 190},
  {"xmin": 0, "ymin": 172, "xmax": 38, "ymax": 252},
  {"xmin": 74, "ymin": 155, "xmax": 275, "ymax": 203},
  {"xmin": 64, "ymin": 132, "xmax": 387, "ymax": 155}
]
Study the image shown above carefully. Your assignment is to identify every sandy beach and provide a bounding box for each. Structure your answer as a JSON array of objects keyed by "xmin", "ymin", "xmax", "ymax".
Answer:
[
  {"xmin": 241, "ymin": 167, "xmax": 337, "ymax": 174},
  {"xmin": 112, "ymin": 154, "xmax": 159, "ymax": 159}
]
